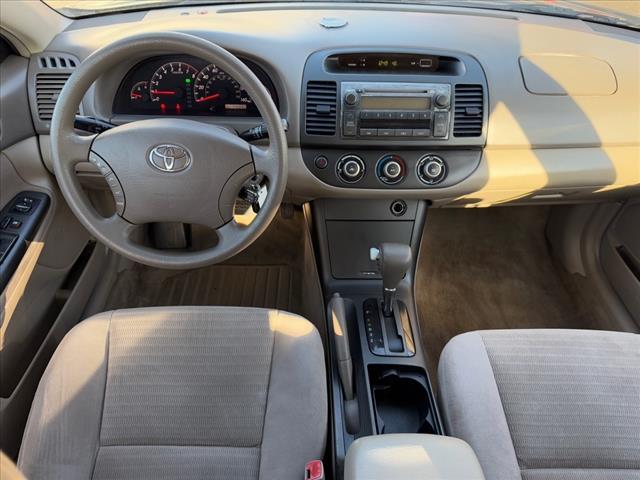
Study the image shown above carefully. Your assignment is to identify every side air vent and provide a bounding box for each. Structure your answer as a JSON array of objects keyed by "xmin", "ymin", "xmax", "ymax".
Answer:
[
  {"xmin": 305, "ymin": 81, "xmax": 337, "ymax": 135},
  {"xmin": 36, "ymin": 72, "xmax": 72, "ymax": 121},
  {"xmin": 29, "ymin": 52, "xmax": 79, "ymax": 132},
  {"xmin": 453, "ymin": 84, "xmax": 484, "ymax": 137}
]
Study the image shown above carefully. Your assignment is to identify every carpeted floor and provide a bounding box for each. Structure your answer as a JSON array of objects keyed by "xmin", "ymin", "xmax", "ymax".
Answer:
[
  {"xmin": 104, "ymin": 208, "xmax": 325, "ymax": 336},
  {"xmin": 415, "ymin": 206, "xmax": 603, "ymax": 387}
]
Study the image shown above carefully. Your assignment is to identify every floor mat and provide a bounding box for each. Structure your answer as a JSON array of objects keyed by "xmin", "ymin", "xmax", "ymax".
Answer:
[
  {"xmin": 415, "ymin": 207, "xmax": 602, "ymax": 387},
  {"xmin": 107, "ymin": 265, "xmax": 292, "ymax": 310},
  {"xmin": 103, "ymin": 210, "xmax": 322, "ymax": 327}
]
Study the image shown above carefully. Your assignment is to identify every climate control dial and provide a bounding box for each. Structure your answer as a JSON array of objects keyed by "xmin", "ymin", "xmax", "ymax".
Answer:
[
  {"xmin": 376, "ymin": 154, "xmax": 406, "ymax": 185},
  {"xmin": 337, "ymin": 154, "xmax": 365, "ymax": 183},
  {"xmin": 417, "ymin": 155, "xmax": 447, "ymax": 185}
]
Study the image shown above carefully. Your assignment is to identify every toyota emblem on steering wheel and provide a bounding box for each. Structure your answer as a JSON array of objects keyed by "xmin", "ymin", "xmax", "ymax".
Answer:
[{"xmin": 148, "ymin": 144, "xmax": 192, "ymax": 172}]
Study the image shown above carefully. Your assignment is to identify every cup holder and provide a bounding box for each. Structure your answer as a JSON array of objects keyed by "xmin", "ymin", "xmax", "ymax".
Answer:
[{"xmin": 369, "ymin": 365, "xmax": 438, "ymax": 435}]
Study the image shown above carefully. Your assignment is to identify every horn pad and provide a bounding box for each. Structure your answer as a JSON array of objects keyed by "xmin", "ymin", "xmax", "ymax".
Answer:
[{"xmin": 90, "ymin": 118, "xmax": 254, "ymax": 228}]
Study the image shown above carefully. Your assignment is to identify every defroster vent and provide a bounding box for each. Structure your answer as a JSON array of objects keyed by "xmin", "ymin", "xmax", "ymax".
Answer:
[
  {"xmin": 453, "ymin": 84, "xmax": 483, "ymax": 137},
  {"xmin": 305, "ymin": 81, "xmax": 337, "ymax": 135}
]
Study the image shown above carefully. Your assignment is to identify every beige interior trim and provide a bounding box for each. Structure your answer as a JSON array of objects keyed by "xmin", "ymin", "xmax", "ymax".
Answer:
[
  {"xmin": 0, "ymin": 0, "xmax": 71, "ymax": 54},
  {"xmin": 519, "ymin": 54, "xmax": 617, "ymax": 96},
  {"xmin": 344, "ymin": 434, "xmax": 485, "ymax": 480}
]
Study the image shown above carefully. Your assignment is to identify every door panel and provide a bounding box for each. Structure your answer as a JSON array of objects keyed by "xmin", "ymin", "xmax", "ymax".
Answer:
[
  {"xmin": 601, "ymin": 200, "xmax": 640, "ymax": 323},
  {"xmin": 0, "ymin": 42, "xmax": 94, "ymax": 458}
]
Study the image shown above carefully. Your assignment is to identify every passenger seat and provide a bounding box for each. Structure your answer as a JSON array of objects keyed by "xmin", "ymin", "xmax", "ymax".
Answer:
[{"xmin": 438, "ymin": 329, "xmax": 640, "ymax": 480}]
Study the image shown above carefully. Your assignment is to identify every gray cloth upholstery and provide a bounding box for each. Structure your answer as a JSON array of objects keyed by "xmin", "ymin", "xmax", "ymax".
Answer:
[
  {"xmin": 18, "ymin": 307, "xmax": 327, "ymax": 480},
  {"xmin": 439, "ymin": 329, "xmax": 640, "ymax": 480}
]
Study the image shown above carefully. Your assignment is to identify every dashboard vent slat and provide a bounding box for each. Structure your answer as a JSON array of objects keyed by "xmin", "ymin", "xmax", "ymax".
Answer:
[
  {"xmin": 305, "ymin": 81, "xmax": 337, "ymax": 135},
  {"xmin": 36, "ymin": 72, "xmax": 72, "ymax": 121},
  {"xmin": 453, "ymin": 84, "xmax": 484, "ymax": 137}
]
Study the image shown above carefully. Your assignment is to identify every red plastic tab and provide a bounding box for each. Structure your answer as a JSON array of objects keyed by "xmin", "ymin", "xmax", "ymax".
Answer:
[{"xmin": 305, "ymin": 460, "xmax": 324, "ymax": 480}]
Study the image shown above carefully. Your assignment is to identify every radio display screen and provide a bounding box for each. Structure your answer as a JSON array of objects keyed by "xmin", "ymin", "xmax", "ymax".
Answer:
[{"xmin": 360, "ymin": 96, "xmax": 431, "ymax": 110}]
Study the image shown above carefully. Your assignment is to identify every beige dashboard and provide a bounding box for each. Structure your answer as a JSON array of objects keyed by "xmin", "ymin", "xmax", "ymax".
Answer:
[{"xmin": 31, "ymin": 3, "xmax": 640, "ymax": 205}]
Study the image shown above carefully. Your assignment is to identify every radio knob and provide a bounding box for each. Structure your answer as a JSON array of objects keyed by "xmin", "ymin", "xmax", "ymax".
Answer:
[
  {"xmin": 344, "ymin": 90, "xmax": 359, "ymax": 106},
  {"xmin": 337, "ymin": 155, "xmax": 365, "ymax": 183},
  {"xmin": 417, "ymin": 155, "xmax": 447, "ymax": 185},
  {"xmin": 434, "ymin": 93, "xmax": 450, "ymax": 108}
]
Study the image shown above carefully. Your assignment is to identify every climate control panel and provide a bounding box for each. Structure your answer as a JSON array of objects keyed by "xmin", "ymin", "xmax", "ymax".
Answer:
[{"xmin": 302, "ymin": 149, "xmax": 481, "ymax": 190}]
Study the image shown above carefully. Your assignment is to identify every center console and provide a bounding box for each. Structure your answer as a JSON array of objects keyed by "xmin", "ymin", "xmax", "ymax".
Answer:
[{"xmin": 309, "ymin": 198, "xmax": 442, "ymax": 478}]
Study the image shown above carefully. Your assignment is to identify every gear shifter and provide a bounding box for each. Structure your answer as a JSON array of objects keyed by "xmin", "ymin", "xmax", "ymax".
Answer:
[{"xmin": 370, "ymin": 243, "xmax": 412, "ymax": 316}]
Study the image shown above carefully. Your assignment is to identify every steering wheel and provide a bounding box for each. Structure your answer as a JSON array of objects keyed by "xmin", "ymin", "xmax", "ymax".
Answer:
[{"xmin": 50, "ymin": 32, "xmax": 287, "ymax": 269}]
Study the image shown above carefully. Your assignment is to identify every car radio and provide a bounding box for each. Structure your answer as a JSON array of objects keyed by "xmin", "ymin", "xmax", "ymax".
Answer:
[{"xmin": 340, "ymin": 81, "xmax": 452, "ymax": 140}]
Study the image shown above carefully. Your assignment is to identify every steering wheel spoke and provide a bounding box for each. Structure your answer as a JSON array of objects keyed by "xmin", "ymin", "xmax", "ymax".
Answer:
[
  {"xmin": 251, "ymin": 145, "xmax": 279, "ymax": 179},
  {"xmin": 60, "ymin": 132, "xmax": 97, "ymax": 167}
]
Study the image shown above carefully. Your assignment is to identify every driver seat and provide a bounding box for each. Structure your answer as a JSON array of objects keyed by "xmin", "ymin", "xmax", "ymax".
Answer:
[{"xmin": 17, "ymin": 307, "xmax": 327, "ymax": 480}]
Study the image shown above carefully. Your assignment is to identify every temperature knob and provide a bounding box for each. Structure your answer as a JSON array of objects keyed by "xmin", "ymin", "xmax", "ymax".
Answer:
[
  {"xmin": 344, "ymin": 90, "xmax": 359, "ymax": 106},
  {"xmin": 417, "ymin": 155, "xmax": 447, "ymax": 185},
  {"xmin": 377, "ymin": 154, "xmax": 406, "ymax": 185},
  {"xmin": 337, "ymin": 155, "xmax": 365, "ymax": 183}
]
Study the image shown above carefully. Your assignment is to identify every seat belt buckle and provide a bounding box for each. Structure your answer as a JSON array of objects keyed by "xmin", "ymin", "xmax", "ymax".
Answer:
[{"xmin": 305, "ymin": 460, "xmax": 324, "ymax": 480}]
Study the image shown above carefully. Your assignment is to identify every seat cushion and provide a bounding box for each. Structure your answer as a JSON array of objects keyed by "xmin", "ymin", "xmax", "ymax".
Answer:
[
  {"xmin": 18, "ymin": 307, "xmax": 327, "ymax": 480},
  {"xmin": 438, "ymin": 329, "xmax": 640, "ymax": 480}
]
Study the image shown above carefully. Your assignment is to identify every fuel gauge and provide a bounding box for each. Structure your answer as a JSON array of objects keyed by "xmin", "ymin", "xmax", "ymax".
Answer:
[{"xmin": 130, "ymin": 81, "xmax": 149, "ymax": 102}]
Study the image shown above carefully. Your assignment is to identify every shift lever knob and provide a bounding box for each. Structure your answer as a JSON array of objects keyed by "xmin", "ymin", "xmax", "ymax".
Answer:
[{"xmin": 370, "ymin": 243, "xmax": 412, "ymax": 316}]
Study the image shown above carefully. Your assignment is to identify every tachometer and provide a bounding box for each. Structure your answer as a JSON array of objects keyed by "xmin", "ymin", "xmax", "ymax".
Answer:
[
  {"xmin": 149, "ymin": 62, "xmax": 198, "ymax": 113},
  {"xmin": 194, "ymin": 64, "xmax": 253, "ymax": 113}
]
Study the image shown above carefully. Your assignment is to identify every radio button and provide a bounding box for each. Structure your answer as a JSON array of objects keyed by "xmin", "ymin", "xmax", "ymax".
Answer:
[
  {"xmin": 408, "ymin": 112, "xmax": 420, "ymax": 121},
  {"xmin": 419, "ymin": 112, "xmax": 431, "ymax": 120},
  {"xmin": 378, "ymin": 129, "xmax": 394, "ymax": 137},
  {"xmin": 383, "ymin": 111, "xmax": 395, "ymax": 120},
  {"xmin": 360, "ymin": 111, "xmax": 373, "ymax": 119},
  {"xmin": 360, "ymin": 128, "xmax": 377, "ymax": 137},
  {"xmin": 394, "ymin": 129, "xmax": 412, "ymax": 137},
  {"xmin": 397, "ymin": 112, "xmax": 409, "ymax": 120},
  {"xmin": 433, "ymin": 112, "xmax": 449, "ymax": 137},
  {"xmin": 412, "ymin": 129, "xmax": 430, "ymax": 137}
]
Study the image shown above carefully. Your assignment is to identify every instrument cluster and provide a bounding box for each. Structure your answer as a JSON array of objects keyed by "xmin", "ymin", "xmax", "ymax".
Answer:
[{"xmin": 113, "ymin": 55, "xmax": 279, "ymax": 116}]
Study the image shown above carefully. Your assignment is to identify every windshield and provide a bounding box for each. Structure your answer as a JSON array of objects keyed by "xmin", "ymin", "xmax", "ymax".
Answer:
[{"xmin": 43, "ymin": 0, "xmax": 639, "ymax": 30}]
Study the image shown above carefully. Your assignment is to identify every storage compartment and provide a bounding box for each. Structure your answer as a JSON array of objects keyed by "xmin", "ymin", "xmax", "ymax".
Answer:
[
  {"xmin": 326, "ymin": 221, "xmax": 414, "ymax": 279},
  {"xmin": 369, "ymin": 365, "xmax": 439, "ymax": 435}
]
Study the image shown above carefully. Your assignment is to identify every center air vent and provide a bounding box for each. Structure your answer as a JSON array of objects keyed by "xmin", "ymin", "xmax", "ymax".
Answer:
[
  {"xmin": 453, "ymin": 84, "xmax": 484, "ymax": 137},
  {"xmin": 305, "ymin": 81, "xmax": 337, "ymax": 135},
  {"xmin": 36, "ymin": 72, "xmax": 72, "ymax": 121}
]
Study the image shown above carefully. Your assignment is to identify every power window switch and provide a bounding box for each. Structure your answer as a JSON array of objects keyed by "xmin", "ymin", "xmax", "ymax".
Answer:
[
  {"xmin": 0, "ymin": 217, "xmax": 11, "ymax": 229},
  {"xmin": 9, "ymin": 219, "xmax": 22, "ymax": 229}
]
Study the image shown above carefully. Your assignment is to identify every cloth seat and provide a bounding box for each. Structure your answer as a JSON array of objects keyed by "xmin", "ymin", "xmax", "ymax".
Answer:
[
  {"xmin": 18, "ymin": 307, "xmax": 327, "ymax": 480},
  {"xmin": 438, "ymin": 329, "xmax": 640, "ymax": 480}
]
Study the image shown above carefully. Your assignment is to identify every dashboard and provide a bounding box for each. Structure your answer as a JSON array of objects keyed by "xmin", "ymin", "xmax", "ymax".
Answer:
[
  {"xmin": 112, "ymin": 55, "xmax": 278, "ymax": 116},
  {"xmin": 28, "ymin": 3, "xmax": 640, "ymax": 206}
]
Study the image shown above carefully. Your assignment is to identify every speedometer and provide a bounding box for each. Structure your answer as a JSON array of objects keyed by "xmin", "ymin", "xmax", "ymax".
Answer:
[
  {"xmin": 149, "ymin": 62, "xmax": 198, "ymax": 113},
  {"xmin": 194, "ymin": 64, "xmax": 253, "ymax": 114}
]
